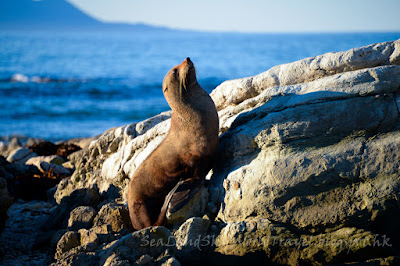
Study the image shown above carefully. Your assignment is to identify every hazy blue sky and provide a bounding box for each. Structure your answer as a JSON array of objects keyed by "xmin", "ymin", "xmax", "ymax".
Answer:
[{"xmin": 67, "ymin": 0, "xmax": 400, "ymax": 32}]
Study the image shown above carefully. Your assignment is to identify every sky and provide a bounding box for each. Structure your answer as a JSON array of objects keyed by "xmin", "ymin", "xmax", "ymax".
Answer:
[{"xmin": 66, "ymin": 0, "xmax": 400, "ymax": 33}]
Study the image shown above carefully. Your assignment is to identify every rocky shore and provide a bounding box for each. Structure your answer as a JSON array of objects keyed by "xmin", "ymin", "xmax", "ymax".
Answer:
[{"xmin": 1, "ymin": 39, "xmax": 400, "ymax": 265}]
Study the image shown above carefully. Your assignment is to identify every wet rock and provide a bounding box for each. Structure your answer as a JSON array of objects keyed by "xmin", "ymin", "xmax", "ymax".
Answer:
[{"xmin": 67, "ymin": 206, "xmax": 96, "ymax": 230}]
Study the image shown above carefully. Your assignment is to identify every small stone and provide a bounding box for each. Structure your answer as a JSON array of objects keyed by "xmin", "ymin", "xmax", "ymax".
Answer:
[
  {"xmin": 68, "ymin": 206, "xmax": 96, "ymax": 230},
  {"xmin": 7, "ymin": 148, "xmax": 36, "ymax": 163},
  {"xmin": 93, "ymin": 203, "xmax": 132, "ymax": 233},
  {"xmin": 78, "ymin": 228, "xmax": 99, "ymax": 247},
  {"xmin": 55, "ymin": 231, "xmax": 81, "ymax": 259}
]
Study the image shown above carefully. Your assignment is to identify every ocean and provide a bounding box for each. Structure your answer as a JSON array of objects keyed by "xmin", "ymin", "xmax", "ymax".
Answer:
[{"xmin": 0, "ymin": 31, "xmax": 399, "ymax": 141}]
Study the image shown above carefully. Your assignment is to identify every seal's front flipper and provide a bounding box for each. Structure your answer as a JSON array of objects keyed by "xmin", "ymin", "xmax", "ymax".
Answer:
[{"xmin": 168, "ymin": 178, "xmax": 202, "ymax": 213}]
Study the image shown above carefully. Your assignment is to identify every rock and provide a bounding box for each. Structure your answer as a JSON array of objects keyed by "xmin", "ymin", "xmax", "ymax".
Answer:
[
  {"xmin": 99, "ymin": 226, "xmax": 176, "ymax": 265},
  {"xmin": 0, "ymin": 177, "xmax": 13, "ymax": 234},
  {"xmin": 55, "ymin": 143, "xmax": 82, "ymax": 158},
  {"xmin": 215, "ymin": 219, "xmax": 392, "ymax": 265},
  {"xmin": 67, "ymin": 149, "xmax": 87, "ymax": 165},
  {"xmin": 174, "ymin": 217, "xmax": 211, "ymax": 260},
  {"xmin": 25, "ymin": 156, "xmax": 72, "ymax": 177},
  {"xmin": 40, "ymin": 162, "xmax": 71, "ymax": 176},
  {"xmin": 78, "ymin": 228, "xmax": 99, "ymax": 249},
  {"xmin": 53, "ymin": 112, "xmax": 171, "ymax": 205},
  {"xmin": 93, "ymin": 202, "xmax": 132, "ymax": 234},
  {"xmin": 25, "ymin": 137, "xmax": 46, "ymax": 147},
  {"xmin": 60, "ymin": 137, "xmax": 97, "ymax": 150},
  {"xmin": 28, "ymin": 141, "xmax": 58, "ymax": 156},
  {"xmin": 67, "ymin": 206, "xmax": 96, "ymax": 230},
  {"xmin": 103, "ymin": 253, "xmax": 131, "ymax": 266},
  {"xmin": 55, "ymin": 231, "xmax": 80, "ymax": 259},
  {"xmin": 161, "ymin": 257, "xmax": 181, "ymax": 266},
  {"xmin": 211, "ymin": 38, "xmax": 400, "ymax": 109},
  {"xmin": 25, "ymin": 155, "xmax": 65, "ymax": 167},
  {"xmin": 42, "ymin": 188, "xmax": 101, "ymax": 231},
  {"xmin": 0, "ymin": 137, "xmax": 22, "ymax": 158},
  {"xmin": 135, "ymin": 254, "xmax": 154, "ymax": 265},
  {"xmin": 6, "ymin": 147, "xmax": 37, "ymax": 164},
  {"xmin": 62, "ymin": 161, "xmax": 75, "ymax": 171}
]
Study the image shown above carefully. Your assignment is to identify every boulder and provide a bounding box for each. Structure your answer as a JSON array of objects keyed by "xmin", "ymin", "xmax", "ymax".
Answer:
[
  {"xmin": 211, "ymin": 38, "xmax": 400, "ymax": 110},
  {"xmin": 55, "ymin": 231, "xmax": 80, "ymax": 259},
  {"xmin": 42, "ymin": 188, "xmax": 101, "ymax": 231},
  {"xmin": 92, "ymin": 202, "xmax": 132, "ymax": 234},
  {"xmin": 174, "ymin": 217, "xmax": 211, "ymax": 260}
]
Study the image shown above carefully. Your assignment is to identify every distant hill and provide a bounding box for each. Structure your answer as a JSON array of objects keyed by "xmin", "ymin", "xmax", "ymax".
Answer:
[{"xmin": 0, "ymin": 0, "xmax": 170, "ymax": 31}]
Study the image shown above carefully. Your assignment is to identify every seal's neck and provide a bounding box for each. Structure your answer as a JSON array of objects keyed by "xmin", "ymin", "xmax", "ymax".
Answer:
[{"xmin": 170, "ymin": 83, "xmax": 214, "ymax": 129}]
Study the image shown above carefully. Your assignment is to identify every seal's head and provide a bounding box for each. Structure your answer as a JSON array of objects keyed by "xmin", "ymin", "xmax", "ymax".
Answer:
[{"xmin": 162, "ymin": 57, "xmax": 197, "ymax": 104}]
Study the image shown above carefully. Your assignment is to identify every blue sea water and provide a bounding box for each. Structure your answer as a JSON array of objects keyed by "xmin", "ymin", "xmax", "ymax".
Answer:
[{"xmin": 0, "ymin": 31, "xmax": 399, "ymax": 141}]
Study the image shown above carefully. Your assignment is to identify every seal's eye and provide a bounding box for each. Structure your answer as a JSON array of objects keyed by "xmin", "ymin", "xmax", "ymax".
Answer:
[{"xmin": 173, "ymin": 69, "xmax": 177, "ymax": 76}]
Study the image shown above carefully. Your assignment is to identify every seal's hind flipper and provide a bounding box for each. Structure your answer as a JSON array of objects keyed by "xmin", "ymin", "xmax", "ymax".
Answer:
[{"xmin": 168, "ymin": 178, "xmax": 202, "ymax": 213}]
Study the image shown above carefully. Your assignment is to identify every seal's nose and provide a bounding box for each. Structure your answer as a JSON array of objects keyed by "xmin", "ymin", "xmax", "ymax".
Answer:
[{"xmin": 185, "ymin": 57, "xmax": 191, "ymax": 63}]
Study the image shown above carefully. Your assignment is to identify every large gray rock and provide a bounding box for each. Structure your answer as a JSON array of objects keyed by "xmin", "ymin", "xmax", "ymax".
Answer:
[{"xmin": 211, "ymin": 65, "xmax": 400, "ymax": 230}]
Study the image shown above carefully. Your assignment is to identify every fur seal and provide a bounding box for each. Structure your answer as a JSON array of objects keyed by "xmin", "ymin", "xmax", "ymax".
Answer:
[{"xmin": 127, "ymin": 58, "xmax": 219, "ymax": 230}]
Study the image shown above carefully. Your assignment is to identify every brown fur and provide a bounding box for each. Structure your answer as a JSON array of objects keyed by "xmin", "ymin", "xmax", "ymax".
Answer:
[{"xmin": 127, "ymin": 58, "xmax": 219, "ymax": 230}]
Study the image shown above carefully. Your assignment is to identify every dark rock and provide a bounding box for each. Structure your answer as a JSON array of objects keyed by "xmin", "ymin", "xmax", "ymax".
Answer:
[
  {"xmin": 67, "ymin": 206, "xmax": 96, "ymax": 231},
  {"xmin": 29, "ymin": 141, "xmax": 58, "ymax": 156},
  {"xmin": 41, "ymin": 188, "xmax": 101, "ymax": 231},
  {"xmin": 56, "ymin": 143, "xmax": 81, "ymax": 159},
  {"xmin": 0, "ymin": 177, "xmax": 14, "ymax": 234}
]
